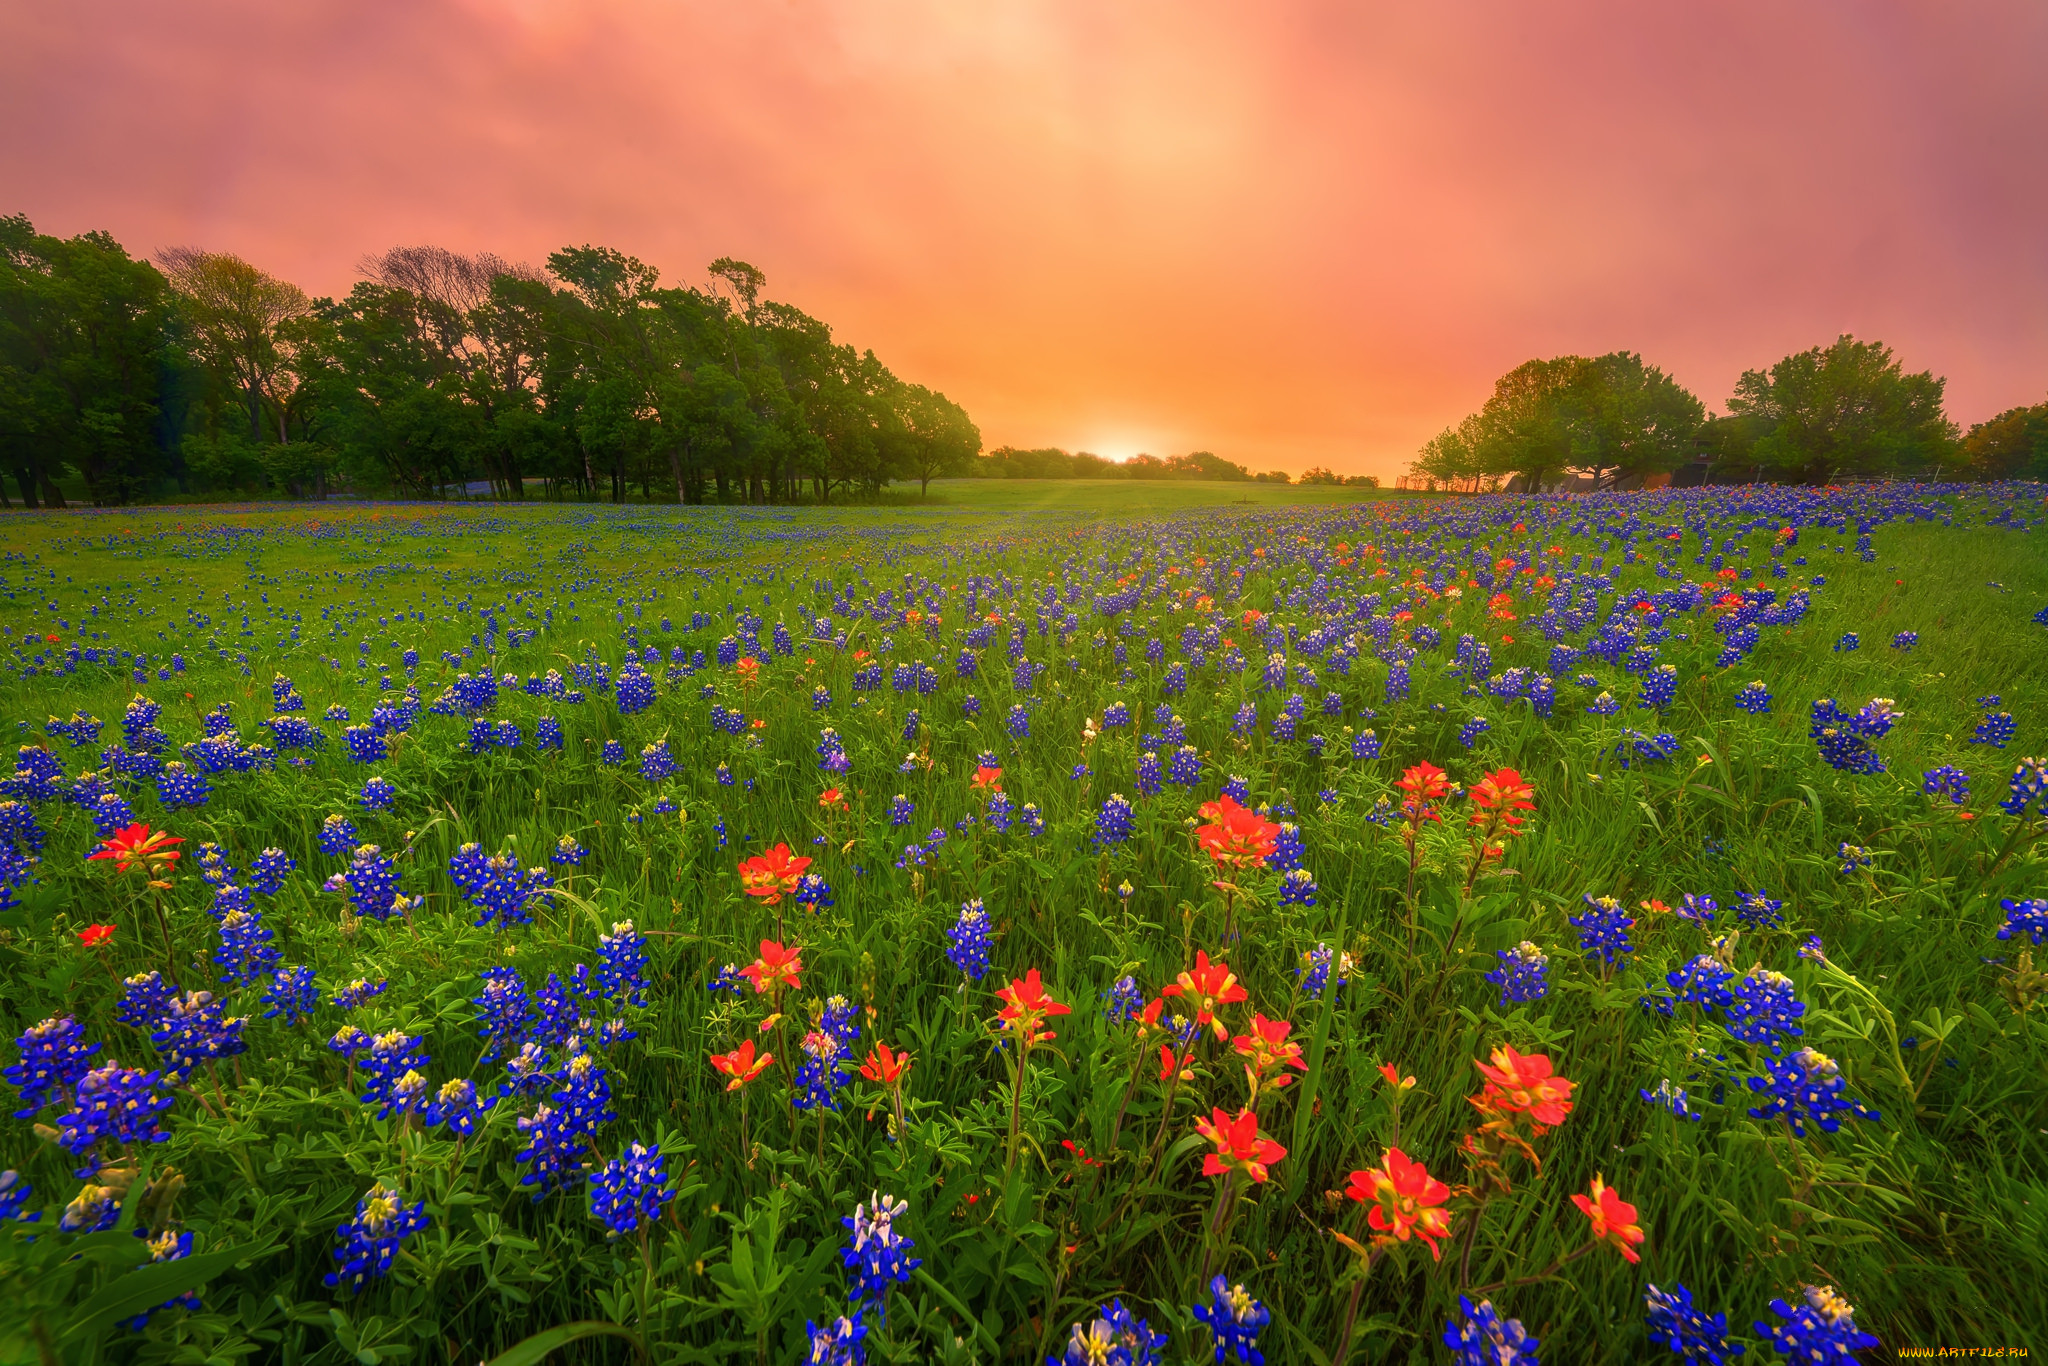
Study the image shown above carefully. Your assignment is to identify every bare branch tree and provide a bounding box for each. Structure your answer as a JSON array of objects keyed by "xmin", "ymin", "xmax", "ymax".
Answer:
[
  {"xmin": 155, "ymin": 247, "xmax": 310, "ymax": 442},
  {"xmin": 358, "ymin": 245, "xmax": 542, "ymax": 314}
]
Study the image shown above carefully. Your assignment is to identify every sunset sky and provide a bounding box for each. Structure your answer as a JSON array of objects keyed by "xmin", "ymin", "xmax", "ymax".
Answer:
[{"xmin": 5, "ymin": 1, "xmax": 2045, "ymax": 479}]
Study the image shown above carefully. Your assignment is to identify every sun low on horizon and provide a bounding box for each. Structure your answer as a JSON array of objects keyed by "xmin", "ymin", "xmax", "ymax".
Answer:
[{"xmin": 4, "ymin": 0, "xmax": 2046, "ymax": 481}]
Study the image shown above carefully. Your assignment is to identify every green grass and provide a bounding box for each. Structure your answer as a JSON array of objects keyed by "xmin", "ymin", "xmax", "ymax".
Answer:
[{"xmin": 0, "ymin": 490, "xmax": 2042, "ymax": 1365}]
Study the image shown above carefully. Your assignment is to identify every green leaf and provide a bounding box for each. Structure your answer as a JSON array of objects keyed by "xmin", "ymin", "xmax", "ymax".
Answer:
[
  {"xmin": 1287, "ymin": 888, "xmax": 1357, "ymax": 1200},
  {"xmin": 913, "ymin": 1267, "xmax": 1002, "ymax": 1355},
  {"xmin": 61, "ymin": 1241, "xmax": 278, "ymax": 1343},
  {"xmin": 1162, "ymin": 1131, "xmax": 1207, "ymax": 1178},
  {"xmin": 1798, "ymin": 784, "xmax": 1825, "ymax": 844},
  {"xmin": 485, "ymin": 1320, "xmax": 643, "ymax": 1366}
]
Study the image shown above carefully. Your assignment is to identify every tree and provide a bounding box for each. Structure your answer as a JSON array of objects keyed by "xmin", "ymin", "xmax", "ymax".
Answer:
[
  {"xmin": 1410, "ymin": 416, "xmax": 1488, "ymax": 491},
  {"xmin": 1164, "ymin": 451, "xmax": 1251, "ymax": 481},
  {"xmin": 1726, "ymin": 335, "xmax": 1956, "ymax": 484},
  {"xmin": 756, "ymin": 300, "xmax": 883, "ymax": 504},
  {"xmin": 0, "ymin": 215, "xmax": 173, "ymax": 506},
  {"xmin": 305, "ymin": 281, "xmax": 480, "ymax": 498},
  {"xmin": 1469, "ymin": 357, "xmax": 1586, "ymax": 490},
  {"xmin": 981, "ymin": 446, "xmax": 1071, "ymax": 478},
  {"xmin": 707, "ymin": 258, "xmax": 767, "ymax": 316},
  {"xmin": 1573, "ymin": 352, "xmax": 1704, "ymax": 485},
  {"xmin": 1693, "ymin": 412, "xmax": 1767, "ymax": 483},
  {"xmin": 1960, "ymin": 400, "xmax": 2048, "ymax": 481},
  {"xmin": 4, "ymin": 222, "xmax": 977, "ymax": 506},
  {"xmin": 1414, "ymin": 352, "xmax": 1703, "ymax": 492},
  {"xmin": 1299, "ymin": 466, "xmax": 1342, "ymax": 485},
  {"xmin": 155, "ymin": 248, "xmax": 309, "ymax": 446},
  {"xmin": 356, "ymin": 246, "xmax": 549, "ymax": 498},
  {"xmin": 542, "ymin": 244, "xmax": 784, "ymax": 505},
  {"xmin": 1069, "ymin": 452, "xmax": 1119, "ymax": 478},
  {"xmin": 889, "ymin": 382, "xmax": 981, "ymax": 496}
]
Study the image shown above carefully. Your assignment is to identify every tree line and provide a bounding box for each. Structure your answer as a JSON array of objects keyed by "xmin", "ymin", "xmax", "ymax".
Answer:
[
  {"xmin": 974, "ymin": 448, "xmax": 1379, "ymax": 487},
  {"xmin": 0, "ymin": 215, "xmax": 983, "ymax": 506},
  {"xmin": 1410, "ymin": 341, "xmax": 2048, "ymax": 490},
  {"xmin": 975, "ymin": 447, "xmax": 1266, "ymax": 483}
]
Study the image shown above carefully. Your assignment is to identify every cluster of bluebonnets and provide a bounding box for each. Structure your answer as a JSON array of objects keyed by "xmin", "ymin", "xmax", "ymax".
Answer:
[{"xmin": 0, "ymin": 484, "xmax": 2043, "ymax": 1362}]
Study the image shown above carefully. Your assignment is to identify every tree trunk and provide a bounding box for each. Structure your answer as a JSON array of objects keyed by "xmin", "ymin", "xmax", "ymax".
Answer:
[
  {"xmin": 39, "ymin": 467, "xmax": 66, "ymax": 508},
  {"xmin": 669, "ymin": 445, "xmax": 686, "ymax": 504},
  {"xmin": 12, "ymin": 468, "xmax": 35, "ymax": 508}
]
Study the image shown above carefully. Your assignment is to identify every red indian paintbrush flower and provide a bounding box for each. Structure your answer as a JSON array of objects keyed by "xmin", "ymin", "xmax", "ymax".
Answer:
[
  {"xmin": 1397, "ymin": 762, "xmax": 1449, "ymax": 825},
  {"xmin": 1465, "ymin": 767, "xmax": 1536, "ymax": 877},
  {"xmin": 859, "ymin": 1040, "xmax": 913, "ymax": 1086},
  {"xmin": 1231, "ymin": 1014, "xmax": 1307, "ymax": 1094},
  {"xmin": 737, "ymin": 844, "xmax": 812, "ymax": 905},
  {"xmin": 1345, "ymin": 1147, "xmax": 1453, "ymax": 1260},
  {"xmin": 709, "ymin": 1039, "xmax": 773, "ymax": 1091},
  {"xmin": 739, "ymin": 939, "xmax": 803, "ymax": 995},
  {"xmin": 78, "ymin": 924, "xmax": 116, "ymax": 948},
  {"xmin": 1572, "ymin": 1174, "xmax": 1645, "ymax": 1262},
  {"xmin": 1162, "ymin": 950, "xmax": 1249, "ymax": 1040},
  {"xmin": 1195, "ymin": 1106, "xmax": 1286, "ymax": 1183},
  {"xmin": 88, "ymin": 823, "xmax": 183, "ymax": 877},
  {"xmin": 995, "ymin": 968, "xmax": 1070, "ymax": 1045},
  {"xmin": 1131, "ymin": 999, "xmax": 1185, "ymax": 1080},
  {"xmin": 819, "ymin": 788, "xmax": 847, "ymax": 811},
  {"xmin": 1194, "ymin": 796, "xmax": 1280, "ymax": 869},
  {"xmin": 1467, "ymin": 768, "xmax": 1535, "ymax": 835},
  {"xmin": 1472, "ymin": 1045, "xmax": 1576, "ymax": 1131},
  {"xmin": 970, "ymin": 765, "xmax": 1003, "ymax": 792}
]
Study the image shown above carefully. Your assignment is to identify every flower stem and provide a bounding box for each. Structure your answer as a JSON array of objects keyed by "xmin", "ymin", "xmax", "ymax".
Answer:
[{"xmin": 1005, "ymin": 1040, "xmax": 1028, "ymax": 1175}]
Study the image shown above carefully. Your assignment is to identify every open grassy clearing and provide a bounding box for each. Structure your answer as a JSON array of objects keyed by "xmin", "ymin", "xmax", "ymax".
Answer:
[{"xmin": 0, "ymin": 486, "xmax": 2043, "ymax": 1365}]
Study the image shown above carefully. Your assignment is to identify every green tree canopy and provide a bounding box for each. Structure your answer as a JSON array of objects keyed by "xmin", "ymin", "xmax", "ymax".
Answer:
[
  {"xmin": 156, "ymin": 247, "xmax": 310, "ymax": 447},
  {"xmin": 887, "ymin": 381, "xmax": 981, "ymax": 496},
  {"xmin": 1726, "ymin": 335, "xmax": 1956, "ymax": 484},
  {"xmin": 1410, "ymin": 352, "xmax": 1704, "ymax": 491},
  {"xmin": 1960, "ymin": 399, "xmax": 2048, "ymax": 481},
  {"xmin": 0, "ymin": 216, "xmax": 173, "ymax": 506}
]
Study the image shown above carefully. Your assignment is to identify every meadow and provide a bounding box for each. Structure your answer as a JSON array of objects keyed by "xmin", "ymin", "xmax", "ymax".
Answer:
[{"xmin": 0, "ymin": 484, "xmax": 2043, "ymax": 1366}]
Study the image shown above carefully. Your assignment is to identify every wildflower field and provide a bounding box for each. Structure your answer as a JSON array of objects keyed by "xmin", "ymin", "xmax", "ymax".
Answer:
[{"xmin": 1, "ymin": 485, "xmax": 2045, "ymax": 1366}]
